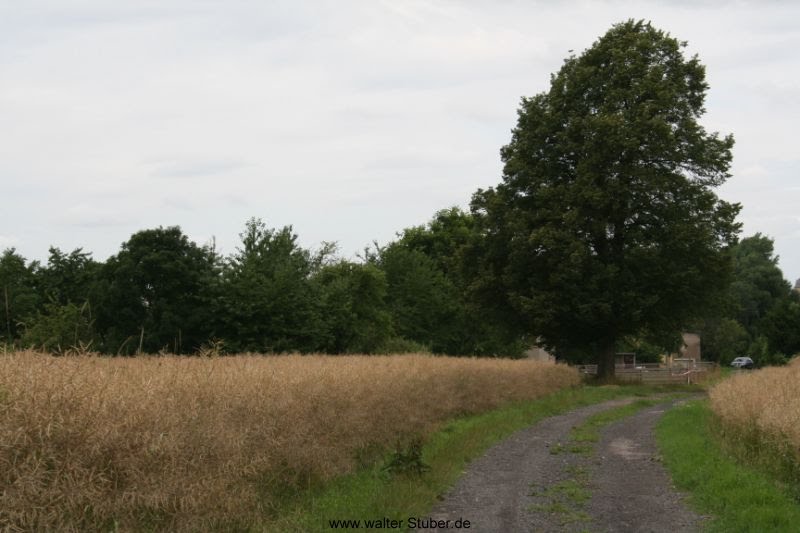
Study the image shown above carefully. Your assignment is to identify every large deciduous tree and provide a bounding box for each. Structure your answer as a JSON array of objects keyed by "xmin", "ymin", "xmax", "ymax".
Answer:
[{"xmin": 471, "ymin": 20, "xmax": 741, "ymax": 377}]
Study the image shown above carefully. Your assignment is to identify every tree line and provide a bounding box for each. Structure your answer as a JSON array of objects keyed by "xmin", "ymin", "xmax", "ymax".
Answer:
[
  {"xmin": 2, "ymin": 215, "xmax": 797, "ymax": 362},
  {"xmin": 0, "ymin": 211, "xmax": 523, "ymax": 356},
  {"xmin": 3, "ymin": 21, "xmax": 799, "ymax": 369}
]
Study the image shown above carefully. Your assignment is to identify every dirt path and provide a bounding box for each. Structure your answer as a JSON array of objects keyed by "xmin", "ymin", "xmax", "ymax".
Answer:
[{"xmin": 424, "ymin": 397, "xmax": 702, "ymax": 532}]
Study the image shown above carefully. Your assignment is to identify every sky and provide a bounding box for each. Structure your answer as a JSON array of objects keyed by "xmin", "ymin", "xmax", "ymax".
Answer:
[{"xmin": 1, "ymin": 0, "xmax": 799, "ymax": 282}]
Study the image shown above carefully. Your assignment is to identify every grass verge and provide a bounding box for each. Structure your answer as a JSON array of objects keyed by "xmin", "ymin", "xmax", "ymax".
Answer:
[
  {"xmin": 709, "ymin": 364, "xmax": 800, "ymax": 499},
  {"xmin": 267, "ymin": 384, "xmax": 696, "ymax": 532},
  {"xmin": 656, "ymin": 400, "xmax": 800, "ymax": 532}
]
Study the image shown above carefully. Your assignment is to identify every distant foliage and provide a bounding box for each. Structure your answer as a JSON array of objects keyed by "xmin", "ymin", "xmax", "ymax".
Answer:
[
  {"xmin": 216, "ymin": 218, "xmax": 322, "ymax": 353},
  {"xmin": 375, "ymin": 336, "xmax": 431, "ymax": 355},
  {"xmin": 315, "ymin": 260, "xmax": 393, "ymax": 353},
  {"xmin": 696, "ymin": 234, "xmax": 798, "ymax": 365},
  {"xmin": 0, "ymin": 209, "xmax": 535, "ymax": 356},
  {"xmin": 0, "ymin": 249, "xmax": 39, "ymax": 343},
  {"xmin": 92, "ymin": 226, "xmax": 218, "ymax": 354}
]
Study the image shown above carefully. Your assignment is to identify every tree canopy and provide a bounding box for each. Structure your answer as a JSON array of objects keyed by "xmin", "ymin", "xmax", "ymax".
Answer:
[{"xmin": 471, "ymin": 20, "xmax": 741, "ymax": 377}]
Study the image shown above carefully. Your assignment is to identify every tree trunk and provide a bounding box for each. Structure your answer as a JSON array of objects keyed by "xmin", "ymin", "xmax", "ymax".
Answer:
[{"xmin": 596, "ymin": 342, "xmax": 616, "ymax": 381}]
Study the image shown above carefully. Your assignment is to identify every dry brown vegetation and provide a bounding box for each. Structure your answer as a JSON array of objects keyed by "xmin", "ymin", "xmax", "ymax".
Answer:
[
  {"xmin": 709, "ymin": 361, "xmax": 800, "ymax": 474},
  {"xmin": 0, "ymin": 351, "xmax": 579, "ymax": 531}
]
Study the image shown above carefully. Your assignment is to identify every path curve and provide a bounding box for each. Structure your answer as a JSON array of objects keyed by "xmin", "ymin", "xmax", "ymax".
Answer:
[{"xmin": 424, "ymin": 397, "xmax": 701, "ymax": 532}]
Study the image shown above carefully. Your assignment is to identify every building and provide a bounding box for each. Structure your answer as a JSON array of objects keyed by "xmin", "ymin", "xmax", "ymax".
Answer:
[
  {"xmin": 679, "ymin": 332, "xmax": 701, "ymax": 361},
  {"xmin": 524, "ymin": 345, "xmax": 555, "ymax": 362}
]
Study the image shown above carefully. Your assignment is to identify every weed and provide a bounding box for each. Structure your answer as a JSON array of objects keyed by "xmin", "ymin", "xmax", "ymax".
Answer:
[
  {"xmin": 382, "ymin": 439, "xmax": 431, "ymax": 477},
  {"xmin": 549, "ymin": 442, "xmax": 565, "ymax": 455},
  {"xmin": 197, "ymin": 337, "xmax": 226, "ymax": 357}
]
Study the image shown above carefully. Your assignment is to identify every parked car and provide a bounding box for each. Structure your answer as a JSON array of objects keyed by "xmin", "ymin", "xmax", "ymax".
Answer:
[{"xmin": 730, "ymin": 356, "xmax": 754, "ymax": 369}]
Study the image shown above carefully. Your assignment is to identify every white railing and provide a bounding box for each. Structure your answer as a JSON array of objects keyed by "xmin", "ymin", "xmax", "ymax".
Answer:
[{"xmin": 577, "ymin": 361, "xmax": 719, "ymax": 384}]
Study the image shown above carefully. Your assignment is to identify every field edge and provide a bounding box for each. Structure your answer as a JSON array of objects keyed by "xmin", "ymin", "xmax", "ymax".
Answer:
[{"xmin": 656, "ymin": 400, "xmax": 800, "ymax": 533}]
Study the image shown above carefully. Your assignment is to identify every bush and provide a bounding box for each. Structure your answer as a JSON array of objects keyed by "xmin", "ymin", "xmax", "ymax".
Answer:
[
  {"xmin": 747, "ymin": 335, "xmax": 787, "ymax": 367},
  {"xmin": 20, "ymin": 301, "xmax": 95, "ymax": 353},
  {"xmin": 376, "ymin": 337, "xmax": 431, "ymax": 354}
]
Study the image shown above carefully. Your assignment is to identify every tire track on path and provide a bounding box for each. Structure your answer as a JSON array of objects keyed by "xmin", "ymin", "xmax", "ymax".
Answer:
[{"xmin": 584, "ymin": 400, "xmax": 702, "ymax": 533}]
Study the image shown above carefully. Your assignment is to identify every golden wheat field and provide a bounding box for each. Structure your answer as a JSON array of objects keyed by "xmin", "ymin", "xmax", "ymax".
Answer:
[
  {"xmin": 709, "ymin": 358, "xmax": 800, "ymax": 466},
  {"xmin": 0, "ymin": 351, "xmax": 579, "ymax": 531}
]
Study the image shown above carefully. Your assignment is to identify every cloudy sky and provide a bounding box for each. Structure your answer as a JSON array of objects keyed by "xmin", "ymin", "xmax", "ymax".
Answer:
[{"xmin": 2, "ymin": 1, "xmax": 798, "ymax": 281}]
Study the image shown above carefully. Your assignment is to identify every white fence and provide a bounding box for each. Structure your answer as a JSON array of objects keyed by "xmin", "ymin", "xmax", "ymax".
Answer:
[{"xmin": 577, "ymin": 361, "xmax": 718, "ymax": 384}]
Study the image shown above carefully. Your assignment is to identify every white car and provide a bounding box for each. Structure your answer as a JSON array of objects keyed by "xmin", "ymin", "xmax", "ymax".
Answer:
[{"xmin": 730, "ymin": 357, "xmax": 754, "ymax": 369}]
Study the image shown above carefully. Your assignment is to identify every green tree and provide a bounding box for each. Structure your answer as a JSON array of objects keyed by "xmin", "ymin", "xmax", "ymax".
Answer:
[
  {"xmin": 217, "ymin": 218, "xmax": 321, "ymax": 353},
  {"xmin": 37, "ymin": 247, "xmax": 100, "ymax": 307},
  {"xmin": 692, "ymin": 234, "xmax": 794, "ymax": 364},
  {"xmin": 315, "ymin": 260, "xmax": 393, "ymax": 353},
  {"xmin": 757, "ymin": 294, "xmax": 800, "ymax": 358},
  {"xmin": 729, "ymin": 234, "xmax": 791, "ymax": 334},
  {"xmin": 93, "ymin": 226, "xmax": 217, "ymax": 354},
  {"xmin": 390, "ymin": 209, "xmax": 526, "ymax": 356},
  {"xmin": 378, "ymin": 244, "xmax": 461, "ymax": 353},
  {"xmin": 698, "ymin": 317, "xmax": 749, "ymax": 364},
  {"xmin": 397, "ymin": 207, "xmax": 476, "ymax": 279},
  {"xmin": 0, "ymin": 249, "xmax": 39, "ymax": 344},
  {"xmin": 471, "ymin": 20, "xmax": 740, "ymax": 377}
]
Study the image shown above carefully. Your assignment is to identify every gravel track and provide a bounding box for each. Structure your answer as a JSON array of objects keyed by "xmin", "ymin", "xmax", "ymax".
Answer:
[{"xmin": 423, "ymin": 397, "xmax": 702, "ymax": 532}]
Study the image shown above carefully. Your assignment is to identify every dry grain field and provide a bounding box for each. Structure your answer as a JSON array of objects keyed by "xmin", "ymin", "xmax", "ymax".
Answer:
[
  {"xmin": 0, "ymin": 351, "xmax": 579, "ymax": 531},
  {"xmin": 709, "ymin": 357, "xmax": 800, "ymax": 471}
]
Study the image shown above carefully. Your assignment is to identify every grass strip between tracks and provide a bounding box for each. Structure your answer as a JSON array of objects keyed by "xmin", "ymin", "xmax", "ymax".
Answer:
[{"xmin": 530, "ymin": 397, "xmax": 666, "ymax": 527}]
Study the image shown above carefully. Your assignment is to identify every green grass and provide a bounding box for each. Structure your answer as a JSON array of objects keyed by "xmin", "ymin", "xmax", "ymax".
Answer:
[
  {"xmin": 529, "ymin": 475, "xmax": 592, "ymax": 526},
  {"xmin": 712, "ymin": 417, "xmax": 800, "ymax": 502},
  {"xmin": 656, "ymin": 400, "xmax": 800, "ymax": 532},
  {"xmin": 264, "ymin": 384, "xmax": 694, "ymax": 532}
]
